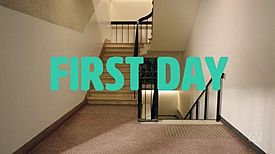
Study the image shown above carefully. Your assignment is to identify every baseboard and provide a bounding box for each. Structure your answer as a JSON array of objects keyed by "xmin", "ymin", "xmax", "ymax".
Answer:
[
  {"xmin": 220, "ymin": 116, "xmax": 266, "ymax": 154},
  {"xmin": 13, "ymin": 96, "xmax": 88, "ymax": 154}
]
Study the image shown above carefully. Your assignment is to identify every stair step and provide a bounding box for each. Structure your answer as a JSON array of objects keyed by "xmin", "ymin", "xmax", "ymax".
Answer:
[
  {"xmin": 89, "ymin": 93, "xmax": 135, "ymax": 98},
  {"xmin": 90, "ymin": 90, "xmax": 133, "ymax": 93},
  {"xmin": 90, "ymin": 90, "xmax": 134, "ymax": 95},
  {"xmin": 90, "ymin": 85, "xmax": 133, "ymax": 91},
  {"xmin": 104, "ymin": 48, "xmax": 134, "ymax": 52},
  {"xmin": 103, "ymin": 52, "xmax": 133, "ymax": 57},
  {"xmin": 101, "ymin": 72, "xmax": 130, "ymax": 78},
  {"xmin": 103, "ymin": 68, "xmax": 130, "ymax": 72},
  {"xmin": 105, "ymin": 46, "xmax": 134, "ymax": 50},
  {"xmin": 101, "ymin": 77, "xmax": 130, "ymax": 84},
  {"xmin": 87, "ymin": 97, "xmax": 137, "ymax": 105},
  {"xmin": 103, "ymin": 64, "xmax": 130, "ymax": 68},
  {"xmin": 102, "ymin": 57, "xmax": 131, "ymax": 62},
  {"xmin": 105, "ymin": 43, "xmax": 143, "ymax": 48},
  {"xmin": 103, "ymin": 70, "xmax": 130, "ymax": 73}
]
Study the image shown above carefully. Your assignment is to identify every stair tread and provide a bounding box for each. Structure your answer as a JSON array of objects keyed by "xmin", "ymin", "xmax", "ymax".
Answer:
[
  {"xmin": 104, "ymin": 51, "xmax": 133, "ymax": 53},
  {"xmin": 103, "ymin": 70, "xmax": 130, "ymax": 72},
  {"xmin": 88, "ymin": 97, "xmax": 137, "ymax": 101},
  {"xmin": 104, "ymin": 54, "xmax": 133, "ymax": 56},
  {"xmin": 101, "ymin": 76, "xmax": 130, "ymax": 79},
  {"xmin": 105, "ymin": 46, "xmax": 134, "ymax": 48},
  {"xmin": 105, "ymin": 48, "xmax": 134, "ymax": 51},
  {"xmin": 103, "ymin": 64, "xmax": 130, "ymax": 66},
  {"xmin": 90, "ymin": 90, "xmax": 133, "ymax": 93}
]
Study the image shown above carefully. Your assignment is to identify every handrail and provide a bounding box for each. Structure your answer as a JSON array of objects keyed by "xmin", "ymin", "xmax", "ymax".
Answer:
[
  {"xmin": 111, "ymin": 21, "xmax": 152, "ymax": 25},
  {"xmin": 134, "ymin": 10, "xmax": 153, "ymax": 57},
  {"xmin": 183, "ymin": 79, "xmax": 212, "ymax": 119},
  {"xmin": 135, "ymin": 8, "xmax": 154, "ymax": 121},
  {"xmin": 184, "ymin": 73, "xmax": 225, "ymax": 121},
  {"xmin": 138, "ymin": 11, "xmax": 153, "ymax": 22}
]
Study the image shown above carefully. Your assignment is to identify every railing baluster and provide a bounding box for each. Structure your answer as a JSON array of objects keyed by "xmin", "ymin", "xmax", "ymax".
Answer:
[
  {"xmin": 151, "ymin": 83, "xmax": 152, "ymax": 120},
  {"xmin": 144, "ymin": 83, "xmax": 146, "ymax": 121},
  {"xmin": 155, "ymin": 79, "xmax": 159, "ymax": 120},
  {"xmin": 216, "ymin": 75, "xmax": 225, "ymax": 122},
  {"xmin": 128, "ymin": 24, "xmax": 130, "ymax": 43},
  {"xmin": 122, "ymin": 24, "xmax": 123, "ymax": 43},
  {"xmin": 204, "ymin": 88, "xmax": 208, "ymax": 120},
  {"xmin": 139, "ymin": 24, "xmax": 142, "ymax": 43},
  {"xmin": 134, "ymin": 23, "xmax": 139, "ymax": 57},
  {"xmin": 146, "ymin": 20, "xmax": 148, "ymax": 43},
  {"xmin": 111, "ymin": 20, "xmax": 152, "ymax": 43},
  {"xmin": 115, "ymin": 24, "xmax": 117, "ymax": 43},
  {"xmin": 134, "ymin": 24, "xmax": 136, "ymax": 43},
  {"xmin": 216, "ymin": 81, "xmax": 222, "ymax": 122},
  {"xmin": 196, "ymin": 102, "xmax": 199, "ymax": 120},
  {"xmin": 138, "ymin": 80, "xmax": 142, "ymax": 120}
]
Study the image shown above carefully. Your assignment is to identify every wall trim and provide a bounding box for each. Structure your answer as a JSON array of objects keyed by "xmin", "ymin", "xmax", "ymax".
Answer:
[
  {"xmin": 13, "ymin": 95, "xmax": 88, "ymax": 154},
  {"xmin": 220, "ymin": 116, "xmax": 266, "ymax": 154}
]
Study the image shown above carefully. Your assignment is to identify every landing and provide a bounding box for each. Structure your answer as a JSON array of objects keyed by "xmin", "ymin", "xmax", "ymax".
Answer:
[{"xmin": 30, "ymin": 105, "xmax": 254, "ymax": 154}]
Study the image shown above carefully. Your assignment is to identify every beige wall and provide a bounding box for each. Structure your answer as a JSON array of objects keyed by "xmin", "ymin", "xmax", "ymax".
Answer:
[
  {"xmin": 0, "ymin": 0, "xmax": 111, "ymax": 153},
  {"xmin": 0, "ymin": 0, "xmax": 95, "ymax": 32},
  {"xmin": 111, "ymin": 0, "xmax": 152, "ymax": 21},
  {"xmin": 151, "ymin": 0, "xmax": 201, "ymax": 51},
  {"xmin": 180, "ymin": 0, "xmax": 275, "ymax": 153},
  {"xmin": 158, "ymin": 91, "xmax": 179, "ymax": 116},
  {"xmin": 141, "ymin": 90, "xmax": 179, "ymax": 117}
]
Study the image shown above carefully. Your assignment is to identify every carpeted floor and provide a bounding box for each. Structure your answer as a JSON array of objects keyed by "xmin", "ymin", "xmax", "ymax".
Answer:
[{"xmin": 30, "ymin": 105, "xmax": 254, "ymax": 154}]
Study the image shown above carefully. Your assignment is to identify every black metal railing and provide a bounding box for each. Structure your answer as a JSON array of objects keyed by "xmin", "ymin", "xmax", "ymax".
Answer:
[
  {"xmin": 111, "ymin": 21, "xmax": 152, "ymax": 44},
  {"xmin": 138, "ymin": 58, "xmax": 158, "ymax": 122},
  {"xmin": 134, "ymin": 11, "xmax": 153, "ymax": 56},
  {"xmin": 111, "ymin": 9, "xmax": 156, "ymax": 121},
  {"xmin": 184, "ymin": 73, "xmax": 225, "ymax": 122}
]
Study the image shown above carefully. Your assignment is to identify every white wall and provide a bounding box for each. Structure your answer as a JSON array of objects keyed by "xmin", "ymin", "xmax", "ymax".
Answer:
[
  {"xmin": 0, "ymin": 0, "xmax": 111, "ymax": 153},
  {"xmin": 182, "ymin": 0, "xmax": 275, "ymax": 153},
  {"xmin": 151, "ymin": 0, "xmax": 201, "ymax": 51},
  {"xmin": 111, "ymin": 0, "xmax": 152, "ymax": 21}
]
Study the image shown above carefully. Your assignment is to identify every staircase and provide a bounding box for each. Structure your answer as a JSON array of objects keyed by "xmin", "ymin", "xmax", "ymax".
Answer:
[{"xmin": 87, "ymin": 43, "xmax": 140, "ymax": 105}]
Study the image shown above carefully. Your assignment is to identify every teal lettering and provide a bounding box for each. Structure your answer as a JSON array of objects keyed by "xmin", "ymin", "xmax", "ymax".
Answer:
[
  {"xmin": 158, "ymin": 57, "xmax": 180, "ymax": 90},
  {"xmin": 126, "ymin": 57, "xmax": 144, "ymax": 90},
  {"xmin": 205, "ymin": 57, "xmax": 228, "ymax": 90},
  {"xmin": 182, "ymin": 57, "xmax": 205, "ymax": 90},
  {"xmin": 106, "ymin": 57, "xmax": 124, "ymax": 91},
  {"xmin": 50, "ymin": 57, "xmax": 68, "ymax": 91},
  {"xmin": 70, "ymin": 57, "xmax": 79, "ymax": 91},
  {"xmin": 81, "ymin": 57, "xmax": 103, "ymax": 91}
]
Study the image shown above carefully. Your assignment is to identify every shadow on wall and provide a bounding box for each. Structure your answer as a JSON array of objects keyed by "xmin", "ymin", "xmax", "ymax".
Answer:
[{"xmin": 0, "ymin": 0, "xmax": 95, "ymax": 32}]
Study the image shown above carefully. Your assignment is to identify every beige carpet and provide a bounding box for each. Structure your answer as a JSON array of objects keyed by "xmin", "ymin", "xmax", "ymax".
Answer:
[{"xmin": 30, "ymin": 105, "xmax": 254, "ymax": 154}]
